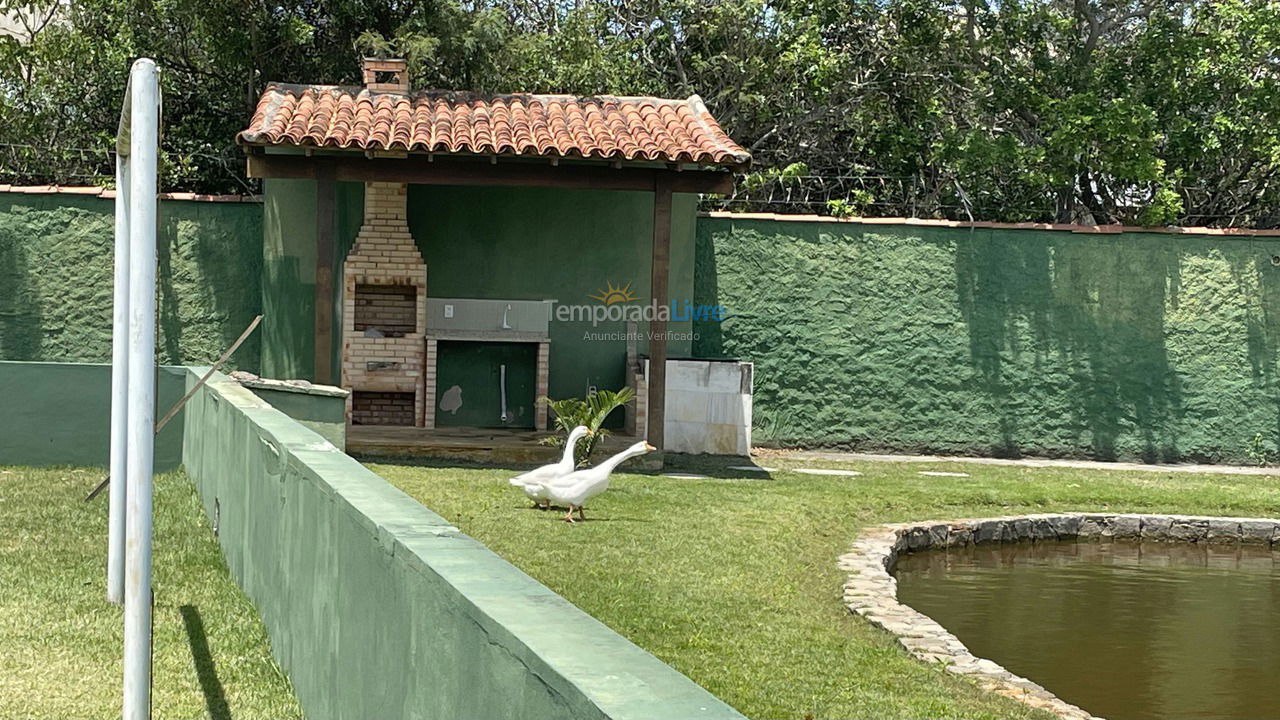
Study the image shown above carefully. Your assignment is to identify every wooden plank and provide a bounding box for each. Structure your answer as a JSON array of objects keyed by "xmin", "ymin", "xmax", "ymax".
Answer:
[
  {"xmin": 647, "ymin": 175, "xmax": 673, "ymax": 452},
  {"xmin": 314, "ymin": 160, "xmax": 336, "ymax": 384},
  {"xmin": 246, "ymin": 154, "xmax": 734, "ymax": 195}
]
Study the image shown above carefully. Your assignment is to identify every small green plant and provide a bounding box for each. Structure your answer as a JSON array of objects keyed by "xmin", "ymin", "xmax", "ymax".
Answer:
[
  {"xmin": 741, "ymin": 162, "xmax": 810, "ymax": 192},
  {"xmin": 826, "ymin": 189, "xmax": 874, "ymax": 218},
  {"xmin": 826, "ymin": 198, "xmax": 854, "ymax": 218},
  {"xmin": 1137, "ymin": 183, "xmax": 1185, "ymax": 227},
  {"xmin": 540, "ymin": 387, "xmax": 636, "ymax": 466},
  {"xmin": 1246, "ymin": 432, "xmax": 1277, "ymax": 467}
]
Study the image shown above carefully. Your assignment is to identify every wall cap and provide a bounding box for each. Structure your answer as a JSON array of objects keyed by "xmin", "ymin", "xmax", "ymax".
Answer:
[
  {"xmin": 0, "ymin": 184, "xmax": 261, "ymax": 203},
  {"xmin": 701, "ymin": 211, "xmax": 1280, "ymax": 237}
]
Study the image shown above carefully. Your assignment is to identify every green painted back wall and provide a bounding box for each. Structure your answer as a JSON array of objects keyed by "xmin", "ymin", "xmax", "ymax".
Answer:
[
  {"xmin": 695, "ymin": 216, "xmax": 1280, "ymax": 464},
  {"xmin": 16, "ymin": 187, "xmax": 1279, "ymax": 464},
  {"xmin": 0, "ymin": 193, "xmax": 263, "ymax": 368},
  {"xmin": 407, "ymin": 184, "xmax": 696, "ymax": 400},
  {"xmin": 262, "ymin": 180, "xmax": 697, "ymax": 400}
]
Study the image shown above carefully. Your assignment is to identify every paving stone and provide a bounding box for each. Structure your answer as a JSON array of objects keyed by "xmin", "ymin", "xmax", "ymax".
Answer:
[
  {"xmin": 1140, "ymin": 515, "xmax": 1174, "ymax": 540},
  {"xmin": 1012, "ymin": 518, "xmax": 1034, "ymax": 540},
  {"xmin": 906, "ymin": 527, "xmax": 931, "ymax": 551},
  {"xmin": 1240, "ymin": 521, "xmax": 1275, "ymax": 544},
  {"xmin": 1206, "ymin": 519, "xmax": 1242, "ymax": 544},
  {"xmin": 1169, "ymin": 519, "xmax": 1209, "ymax": 542},
  {"xmin": 1077, "ymin": 516, "xmax": 1105, "ymax": 538},
  {"xmin": 1048, "ymin": 515, "xmax": 1082, "ymax": 537},
  {"xmin": 946, "ymin": 526, "xmax": 974, "ymax": 547},
  {"xmin": 927, "ymin": 524, "xmax": 952, "ymax": 547},
  {"xmin": 975, "ymin": 520, "xmax": 1003, "ymax": 544},
  {"xmin": 1111, "ymin": 515, "xmax": 1141, "ymax": 539},
  {"xmin": 1030, "ymin": 517, "xmax": 1058, "ymax": 540},
  {"xmin": 795, "ymin": 467, "xmax": 863, "ymax": 477}
]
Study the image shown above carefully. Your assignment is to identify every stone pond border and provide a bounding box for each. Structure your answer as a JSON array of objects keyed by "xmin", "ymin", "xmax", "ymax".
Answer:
[{"xmin": 839, "ymin": 513, "xmax": 1280, "ymax": 720}]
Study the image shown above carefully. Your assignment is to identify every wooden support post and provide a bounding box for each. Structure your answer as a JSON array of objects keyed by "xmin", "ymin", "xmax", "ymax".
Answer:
[
  {"xmin": 314, "ymin": 161, "xmax": 336, "ymax": 384},
  {"xmin": 647, "ymin": 175, "xmax": 672, "ymax": 451}
]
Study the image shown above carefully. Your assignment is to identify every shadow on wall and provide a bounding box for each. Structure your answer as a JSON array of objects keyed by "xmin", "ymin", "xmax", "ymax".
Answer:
[
  {"xmin": 159, "ymin": 205, "xmax": 264, "ymax": 370},
  {"xmin": 694, "ymin": 217, "xmax": 1280, "ymax": 463},
  {"xmin": 0, "ymin": 194, "xmax": 263, "ymax": 369},
  {"xmin": 1236, "ymin": 249, "xmax": 1280, "ymax": 453},
  {"xmin": 953, "ymin": 232, "xmax": 1183, "ymax": 462},
  {"xmin": 159, "ymin": 215, "xmax": 185, "ymax": 363},
  {"xmin": 692, "ymin": 225, "xmax": 724, "ymax": 357},
  {"xmin": 0, "ymin": 204, "xmax": 43, "ymax": 359}
]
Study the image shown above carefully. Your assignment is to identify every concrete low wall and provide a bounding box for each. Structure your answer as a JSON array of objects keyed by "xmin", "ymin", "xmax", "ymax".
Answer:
[
  {"xmin": 238, "ymin": 375, "xmax": 348, "ymax": 450},
  {"xmin": 180, "ymin": 367, "xmax": 744, "ymax": 720},
  {"xmin": 0, "ymin": 361, "xmax": 187, "ymax": 470}
]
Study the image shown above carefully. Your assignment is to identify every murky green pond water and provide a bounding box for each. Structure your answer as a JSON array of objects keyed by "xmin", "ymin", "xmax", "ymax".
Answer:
[{"xmin": 894, "ymin": 541, "xmax": 1280, "ymax": 720}]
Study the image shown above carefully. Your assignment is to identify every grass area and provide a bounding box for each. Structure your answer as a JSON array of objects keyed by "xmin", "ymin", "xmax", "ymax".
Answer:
[
  {"xmin": 372, "ymin": 454, "xmax": 1280, "ymax": 720},
  {"xmin": 0, "ymin": 467, "xmax": 301, "ymax": 720}
]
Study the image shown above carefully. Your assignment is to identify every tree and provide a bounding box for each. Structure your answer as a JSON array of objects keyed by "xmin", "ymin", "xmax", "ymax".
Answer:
[{"xmin": 1, "ymin": 0, "xmax": 1277, "ymax": 227}]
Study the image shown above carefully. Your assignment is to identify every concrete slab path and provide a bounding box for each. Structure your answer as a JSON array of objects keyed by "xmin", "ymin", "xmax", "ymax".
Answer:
[{"xmin": 764, "ymin": 449, "xmax": 1280, "ymax": 477}]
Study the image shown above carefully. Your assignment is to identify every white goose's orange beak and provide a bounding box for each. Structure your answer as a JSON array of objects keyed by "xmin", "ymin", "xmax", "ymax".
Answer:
[{"xmin": 644, "ymin": 443, "xmax": 657, "ymax": 452}]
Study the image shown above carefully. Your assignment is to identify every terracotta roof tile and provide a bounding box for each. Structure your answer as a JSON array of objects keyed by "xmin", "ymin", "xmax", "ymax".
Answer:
[{"xmin": 239, "ymin": 84, "xmax": 751, "ymax": 169}]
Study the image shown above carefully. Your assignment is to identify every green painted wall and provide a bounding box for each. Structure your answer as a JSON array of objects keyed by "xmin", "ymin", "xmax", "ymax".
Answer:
[
  {"xmin": 180, "ymin": 369, "xmax": 745, "ymax": 720},
  {"xmin": 0, "ymin": 194, "xmax": 263, "ymax": 369},
  {"xmin": 435, "ymin": 341, "xmax": 538, "ymax": 428},
  {"xmin": 262, "ymin": 180, "xmax": 697, "ymax": 400},
  {"xmin": 408, "ymin": 185, "xmax": 697, "ymax": 400},
  {"xmin": 696, "ymin": 217, "xmax": 1280, "ymax": 463},
  {"xmin": 260, "ymin": 179, "xmax": 363, "ymax": 380},
  {"xmin": 243, "ymin": 383, "xmax": 348, "ymax": 450},
  {"xmin": 0, "ymin": 361, "xmax": 186, "ymax": 469}
]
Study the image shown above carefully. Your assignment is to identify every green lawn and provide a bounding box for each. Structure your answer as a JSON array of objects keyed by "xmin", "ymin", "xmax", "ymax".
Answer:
[
  {"xmin": 0, "ymin": 467, "xmax": 301, "ymax": 720},
  {"xmin": 372, "ymin": 454, "xmax": 1280, "ymax": 720}
]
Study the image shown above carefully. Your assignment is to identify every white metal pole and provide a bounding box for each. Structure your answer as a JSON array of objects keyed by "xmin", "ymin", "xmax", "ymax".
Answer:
[
  {"xmin": 107, "ymin": 154, "xmax": 131, "ymax": 605},
  {"xmin": 122, "ymin": 57, "xmax": 159, "ymax": 720}
]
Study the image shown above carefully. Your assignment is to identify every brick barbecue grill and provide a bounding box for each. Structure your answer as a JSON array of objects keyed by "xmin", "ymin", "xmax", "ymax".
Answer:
[{"xmin": 341, "ymin": 181, "xmax": 427, "ymax": 426}]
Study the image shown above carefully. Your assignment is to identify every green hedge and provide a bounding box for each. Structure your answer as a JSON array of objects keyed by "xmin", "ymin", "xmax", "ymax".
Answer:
[{"xmin": 696, "ymin": 217, "xmax": 1280, "ymax": 463}]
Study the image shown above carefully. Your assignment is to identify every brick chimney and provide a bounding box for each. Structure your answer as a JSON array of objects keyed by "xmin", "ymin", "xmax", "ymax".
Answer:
[{"xmin": 362, "ymin": 57, "xmax": 409, "ymax": 93}]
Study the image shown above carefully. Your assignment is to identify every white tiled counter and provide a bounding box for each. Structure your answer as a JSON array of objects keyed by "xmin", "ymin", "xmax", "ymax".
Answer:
[{"xmin": 661, "ymin": 359, "xmax": 753, "ymax": 456}]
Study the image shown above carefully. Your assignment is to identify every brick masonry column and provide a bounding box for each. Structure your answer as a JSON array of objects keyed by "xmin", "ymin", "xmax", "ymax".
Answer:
[
  {"xmin": 535, "ymin": 341, "xmax": 550, "ymax": 431},
  {"xmin": 422, "ymin": 339, "xmax": 438, "ymax": 429}
]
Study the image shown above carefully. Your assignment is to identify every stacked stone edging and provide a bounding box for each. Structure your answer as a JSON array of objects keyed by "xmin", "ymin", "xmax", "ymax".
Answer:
[{"xmin": 840, "ymin": 513, "xmax": 1280, "ymax": 720}]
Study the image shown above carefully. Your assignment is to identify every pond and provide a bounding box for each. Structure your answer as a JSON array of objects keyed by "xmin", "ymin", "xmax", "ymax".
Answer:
[{"xmin": 894, "ymin": 541, "xmax": 1280, "ymax": 720}]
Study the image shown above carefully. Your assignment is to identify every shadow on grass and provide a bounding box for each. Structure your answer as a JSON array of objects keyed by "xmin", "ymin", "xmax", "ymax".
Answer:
[{"xmin": 180, "ymin": 605, "xmax": 230, "ymax": 720}]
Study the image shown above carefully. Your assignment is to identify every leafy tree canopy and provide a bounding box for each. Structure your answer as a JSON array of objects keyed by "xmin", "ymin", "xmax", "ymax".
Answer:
[{"xmin": 1, "ymin": 0, "xmax": 1277, "ymax": 226}]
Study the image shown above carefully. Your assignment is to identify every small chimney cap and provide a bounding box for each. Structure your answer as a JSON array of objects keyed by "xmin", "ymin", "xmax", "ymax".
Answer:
[{"xmin": 362, "ymin": 57, "xmax": 409, "ymax": 93}]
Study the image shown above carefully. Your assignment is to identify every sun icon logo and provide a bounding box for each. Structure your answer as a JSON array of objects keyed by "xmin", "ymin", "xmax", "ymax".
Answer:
[{"xmin": 589, "ymin": 281, "xmax": 638, "ymax": 305}]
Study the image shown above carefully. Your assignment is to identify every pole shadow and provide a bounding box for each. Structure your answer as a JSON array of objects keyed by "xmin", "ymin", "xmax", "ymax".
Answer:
[{"xmin": 180, "ymin": 604, "xmax": 231, "ymax": 720}]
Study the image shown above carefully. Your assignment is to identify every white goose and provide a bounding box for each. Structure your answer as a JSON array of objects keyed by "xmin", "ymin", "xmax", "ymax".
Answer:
[
  {"xmin": 538, "ymin": 440, "xmax": 655, "ymax": 523},
  {"xmin": 509, "ymin": 425, "xmax": 591, "ymax": 508}
]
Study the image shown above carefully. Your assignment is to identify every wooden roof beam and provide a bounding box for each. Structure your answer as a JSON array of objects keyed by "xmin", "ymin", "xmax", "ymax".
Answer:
[{"xmin": 246, "ymin": 154, "xmax": 735, "ymax": 195}]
